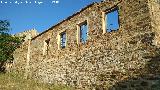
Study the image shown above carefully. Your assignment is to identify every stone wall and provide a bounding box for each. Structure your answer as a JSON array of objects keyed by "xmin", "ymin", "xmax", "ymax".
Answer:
[
  {"xmin": 12, "ymin": 41, "xmax": 29, "ymax": 73},
  {"xmin": 13, "ymin": 0, "xmax": 160, "ymax": 89},
  {"xmin": 148, "ymin": 0, "xmax": 160, "ymax": 46},
  {"xmin": 15, "ymin": 29, "xmax": 38, "ymax": 42}
]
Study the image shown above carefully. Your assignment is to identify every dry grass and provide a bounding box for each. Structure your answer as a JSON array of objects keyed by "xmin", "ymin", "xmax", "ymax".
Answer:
[{"xmin": 0, "ymin": 72, "xmax": 73, "ymax": 90}]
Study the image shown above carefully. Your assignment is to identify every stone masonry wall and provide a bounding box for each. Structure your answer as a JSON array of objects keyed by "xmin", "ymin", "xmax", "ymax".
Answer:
[
  {"xmin": 148, "ymin": 0, "xmax": 160, "ymax": 46},
  {"xmin": 12, "ymin": 41, "xmax": 29, "ymax": 73},
  {"xmin": 15, "ymin": 29, "xmax": 38, "ymax": 42},
  {"xmin": 13, "ymin": 0, "xmax": 160, "ymax": 89}
]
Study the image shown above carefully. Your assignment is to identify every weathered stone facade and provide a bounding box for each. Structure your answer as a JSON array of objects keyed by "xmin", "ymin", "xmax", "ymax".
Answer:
[
  {"xmin": 6, "ymin": 29, "xmax": 38, "ymax": 72},
  {"xmin": 12, "ymin": 0, "xmax": 160, "ymax": 89},
  {"xmin": 15, "ymin": 29, "xmax": 38, "ymax": 42}
]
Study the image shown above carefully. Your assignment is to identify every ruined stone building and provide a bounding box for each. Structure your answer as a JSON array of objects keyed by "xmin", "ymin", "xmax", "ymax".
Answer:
[
  {"xmin": 15, "ymin": 29, "xmax": 38, "ymax": 42},
  {"xmin": 12, "ymin": 0, "xmax": 160, "ymax": 89}
]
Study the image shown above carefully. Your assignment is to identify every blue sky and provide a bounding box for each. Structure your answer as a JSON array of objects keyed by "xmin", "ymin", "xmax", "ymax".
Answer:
[
  {"xmin": 0, "ymin": 0, "xmax": 101, "ymax": 34},
  {"xmin": 106, "ymin": 9, "xmax": 119, "ymax": 32}
]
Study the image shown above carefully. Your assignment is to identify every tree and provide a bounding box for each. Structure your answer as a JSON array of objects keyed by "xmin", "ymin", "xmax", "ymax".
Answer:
[{"xmin": 0, "ymin": 20, "xmax": 22, "ymax": 72}]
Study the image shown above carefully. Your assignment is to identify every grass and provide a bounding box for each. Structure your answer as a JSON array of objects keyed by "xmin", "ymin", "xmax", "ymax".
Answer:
[{"xmin": 0, "ymin": 72, "xmax": 73, "ymax": 90}]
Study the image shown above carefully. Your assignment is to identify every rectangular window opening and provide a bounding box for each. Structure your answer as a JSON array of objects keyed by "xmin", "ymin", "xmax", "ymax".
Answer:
[
  {"xmin": 106, "ymin": 8, "xmax": 119, "ymax": 32},
  {"xmin": 43, "ymin": 39, "xmax": 50, "ymax": 55},
  {"xmin": 60, "ymin": 32, "xmax": 66, "ymax": 49},
  {"xmin": 80, "ymin": 21, "xmax": 88, "ymax": 44}
]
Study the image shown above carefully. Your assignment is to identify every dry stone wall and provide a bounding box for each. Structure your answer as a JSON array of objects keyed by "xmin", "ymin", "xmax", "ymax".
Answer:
[
  {"xmin": 13, "ymin": 0, "xmax": 160, "ymax": 89},
  {"xmin": 148, "ymin": 0, "xmax": 160, "ymax": 46},
  {"xmin": 12, "ymin": 41, "xmax": 29, "ymax": 73},
  {"xmin": 15, "ymin": 29, "xmax": 38, "ymax": 42}
]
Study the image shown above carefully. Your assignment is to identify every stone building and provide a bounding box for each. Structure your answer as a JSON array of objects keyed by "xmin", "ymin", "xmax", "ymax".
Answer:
[
  {"xmin": 12, "ymin": 0, "xmax": 160, "ymax": 89},
  {"xmin": 5, "ymin": 29, "xmax": 38, "ymax": 72},
  {"xmin": 15, "ymin": 29, "xmax": 38, "ymax": 42}
]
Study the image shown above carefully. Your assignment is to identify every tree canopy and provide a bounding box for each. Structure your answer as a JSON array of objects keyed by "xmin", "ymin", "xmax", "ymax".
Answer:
[{"xmin": 0, "ymin": 20, "xmax": 22, "ymax": 72}]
